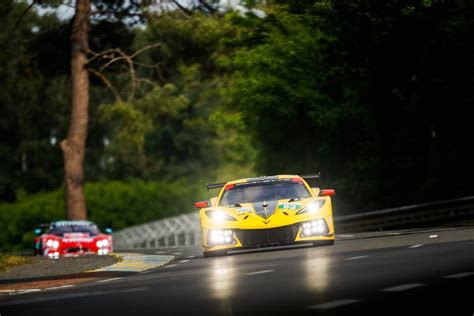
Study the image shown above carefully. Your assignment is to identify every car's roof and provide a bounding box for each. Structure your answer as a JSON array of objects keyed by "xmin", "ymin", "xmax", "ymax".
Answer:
[
  {"xmin": 225, "ymin": 174, "xmax": 303, "ymax": 185},
  {"xmin": 51, "ymin": 220, "xmax": 95, "ymax": 226}
]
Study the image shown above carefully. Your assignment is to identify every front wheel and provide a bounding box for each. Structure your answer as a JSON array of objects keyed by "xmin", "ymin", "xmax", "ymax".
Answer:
[{"xmin": 203, "ymin": 250, "xmax": 227, "ymax": 258}]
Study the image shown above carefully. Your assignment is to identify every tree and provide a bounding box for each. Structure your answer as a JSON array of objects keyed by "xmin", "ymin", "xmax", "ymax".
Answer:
[{"xmin": 60, "ymin": 0, "xmax": 91, "ymax": 220}]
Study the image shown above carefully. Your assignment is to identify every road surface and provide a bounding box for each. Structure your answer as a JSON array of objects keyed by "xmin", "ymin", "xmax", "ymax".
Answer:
[{"xmin": 1, "ymin": 226, "xmax": 473, "ymax": 315}]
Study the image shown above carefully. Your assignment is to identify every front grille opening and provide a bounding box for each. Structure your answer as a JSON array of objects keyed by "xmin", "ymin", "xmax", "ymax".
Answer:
[
  {"xmin": 236, "ymin": 225, "xmax": 299, "ymax": 246},
  {"xmin": 67, "ymin": 247, "xmax": 89, "ymax": 253}
]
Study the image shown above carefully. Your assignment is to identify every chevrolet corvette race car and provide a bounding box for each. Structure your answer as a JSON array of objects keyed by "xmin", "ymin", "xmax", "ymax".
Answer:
[
  {"xmin": 34, "ymin": 220, "xmax": 113, "ymax": 258},
  {"xmin": 195, "ymin": 174, "xmax": 335, "ymax": 257}
]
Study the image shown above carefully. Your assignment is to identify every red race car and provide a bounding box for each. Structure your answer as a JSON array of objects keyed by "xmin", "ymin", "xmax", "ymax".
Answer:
[{"xmin": 34, "ymin": 220, "xmax": 113, "ymax": 258}]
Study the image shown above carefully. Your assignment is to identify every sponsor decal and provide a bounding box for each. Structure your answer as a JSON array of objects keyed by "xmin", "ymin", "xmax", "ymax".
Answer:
[
  {"xmin": 278, "ymin": 204, "xmax": 301, "ymax": 210},
  {"xmin": 237, "ymin": 207, "xmax": 253, "ymax": 215}
]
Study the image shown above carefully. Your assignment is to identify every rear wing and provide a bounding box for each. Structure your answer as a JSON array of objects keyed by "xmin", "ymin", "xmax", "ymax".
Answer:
[
  {"xmin": 301, "ymin": 173, "xmax": 320, "ymax": 180},
  {"xmin": 206, "ymin": 182, "xmax": 226, "ymax": 191},
  {"xmin": 206, "ymin": 173, "xmax": 321, "ymax": 191}
]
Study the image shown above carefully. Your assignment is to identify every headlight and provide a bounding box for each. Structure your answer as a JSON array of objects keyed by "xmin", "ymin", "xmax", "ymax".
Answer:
[
  {"xmin": 205, "ymin": 210, "xmax": 237, "ymax": 223},
  {"xmin": 296, "ymin": 200, "xmax": 325, "ymax": 215},
  {"xmin": 97, "ymin": 239, "xmax": 109, "ymax": 248},
  {"xmin": 46, "ymin": 239, "xmax": 59, "ymax": 249},
  {"xmin": 208, "ymin": 229, "xmax": 234, "ymax": 246},
  {"xmin": 301, "ymin": 219, "xmax": 329, "ymax": 237}
]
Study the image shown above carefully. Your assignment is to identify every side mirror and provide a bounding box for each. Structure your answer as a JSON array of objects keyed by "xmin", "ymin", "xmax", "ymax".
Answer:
[
  {"xmin": 320, "ymin": 189, "xmax": 336, "ymax": 196},
  {"xmin": 311, "ymin": 188, "xmax": 320, "ymax": 196},
  {"xmin": 194, "ymin": 201, "xmax": 210, "ymax": 209},
  {"xmin": 105, "ymin": 228, "xmax": 113, "ymax": 234},
  {"xmin": 210, "ymin": 197, "xmax": 218, "ymax": 207},
  {"xmin": 34, "ymin": 228, "xmax": 42, "ymax": 236}
]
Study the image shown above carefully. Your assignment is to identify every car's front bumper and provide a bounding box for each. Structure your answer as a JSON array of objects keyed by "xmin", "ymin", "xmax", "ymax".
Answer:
[{"xmin": 202, "ymin": 220, "xmax": 334, "ymax": 253}]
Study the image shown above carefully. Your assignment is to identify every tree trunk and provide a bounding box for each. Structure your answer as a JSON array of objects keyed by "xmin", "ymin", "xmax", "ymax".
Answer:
[{"xmin": 60, "ymin": 0, "xmax": 90, "ymax": 220}]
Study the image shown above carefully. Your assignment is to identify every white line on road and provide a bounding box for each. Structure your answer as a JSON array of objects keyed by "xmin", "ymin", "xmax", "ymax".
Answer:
[
  {"xmin": 336, "ymin": 234, "xmax": 355, "ymax": 238},
  {"xmin": 165, "ymin": 264, "xmax": 178, "ymax": 268},
  {"xmin": 308, "ymin": 299, "xmax": 361, "ymax": 310},
  {"xmin": 387, "ymin": 232, "xmax": 401, "ymax": 235},
  {"xmin": 409, "ymin": 244, "xmax": 423, "ymax": 248},
  {"xmin": 19, "ymin": 289, "xmax": 41, "ymax": 293},
  {"xmin": 429, "ymin": 234, "xmax": 438, "ymax": 238},
  {"xmin": 443, "ymin": 272, "xmax": 474, "ymax": 279},
  {"xmin": 381, "ymin": 283, "xmax": 425, "ymax": 292},
  {"xmin": 179, "ymin": 260, "xmax": 190, "ymax": 263},
  {"xmin": 245, "ymin": 270, "xmax": 275, "ymax": 276},
  {"xmin": 46, "ymin": 285, "xmax": 75, "ymax": 290},
  {"xmin": 154, "ymin": 251, "xmax": 167, "ymax": 254},
  {"xmin": 345, "ymin": 256, "xmax": 368, "ymax": 261},
  {"xmin": 97, "ymin": 277, "xmax": 123, "ymax": 283},
  {"xmin": 172, "ymin": 252, "xmax": 182, "ymax": 255},
  {"xmin": 187, "ymin": 256, "xmax": 195, "ymax": 259}
]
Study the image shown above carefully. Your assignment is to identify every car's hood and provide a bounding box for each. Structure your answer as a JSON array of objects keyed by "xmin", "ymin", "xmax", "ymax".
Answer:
[{"xmin": 214, "ymin": 198, "xmax": 316, "ymax": 220}]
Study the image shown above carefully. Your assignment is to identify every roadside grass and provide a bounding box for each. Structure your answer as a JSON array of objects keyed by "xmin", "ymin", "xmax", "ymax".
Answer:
[{"xmin": 0, "ymin": 254, "xmax": 31, "ymax": 272}]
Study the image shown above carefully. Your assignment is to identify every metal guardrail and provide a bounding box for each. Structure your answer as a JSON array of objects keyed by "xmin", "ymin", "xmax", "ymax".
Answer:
[{"xmin": 112, "ymin": 196, "xmax": 474, "ymax": 250}]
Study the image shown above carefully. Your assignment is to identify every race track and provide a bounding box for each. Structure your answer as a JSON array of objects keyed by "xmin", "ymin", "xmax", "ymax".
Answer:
[{"xmin": 1, "ymin": 226, "xmax": 474, "ymax": 315}]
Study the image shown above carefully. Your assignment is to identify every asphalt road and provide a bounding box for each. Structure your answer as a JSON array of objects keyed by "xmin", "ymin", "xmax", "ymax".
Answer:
[{"xmin": 1, "ymin": 226, "xmax": 474, "ymax": 315}]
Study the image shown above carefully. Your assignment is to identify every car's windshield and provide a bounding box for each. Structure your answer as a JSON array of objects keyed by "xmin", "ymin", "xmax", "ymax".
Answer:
[
  {"xmin": 47, "ymin": 224, "xmax": 100, "ymax": 236},
  {"xmin": 219, "ymin": 180, "xmax": 311, "ymax": 205}
]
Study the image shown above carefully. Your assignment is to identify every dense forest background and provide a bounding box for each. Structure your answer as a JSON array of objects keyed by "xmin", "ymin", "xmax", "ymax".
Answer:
[{"xmin": 1, "ymin": 0, "xmax": 473, "ymax": 250}]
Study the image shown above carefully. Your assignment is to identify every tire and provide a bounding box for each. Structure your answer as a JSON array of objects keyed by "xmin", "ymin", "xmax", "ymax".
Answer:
[
  {"xmin": 203, "ymin": 250, "xmax": 227, "ymax": 258},
  {"xmin": 313, "ymin": 240, "xmax": 335, "ymax": 247}
]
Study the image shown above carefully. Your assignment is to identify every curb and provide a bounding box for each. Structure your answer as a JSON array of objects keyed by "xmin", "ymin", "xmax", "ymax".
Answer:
[{"xmin": 90, "ymin": 253, "xmax": 174, "ymax": 273}]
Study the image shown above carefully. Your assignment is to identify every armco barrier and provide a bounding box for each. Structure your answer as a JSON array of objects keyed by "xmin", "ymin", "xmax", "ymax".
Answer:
[{"xmin": 112, "ymin": 196, "xmax": 474, "ymax": 250}]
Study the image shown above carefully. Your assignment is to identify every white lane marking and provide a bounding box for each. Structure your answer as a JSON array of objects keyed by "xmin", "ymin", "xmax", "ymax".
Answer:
[
  {"xmin": 337, "ymin": 234, "xmax": 354, "ymax": 238},
  {"xmin": 179, "ymin": 260, "xmax": 190, "ymax": 263},
  {"xmin": 387, "ymin": 232, "xmax": 401, "ymax": 235},
  {"xmin": 409, "ymin": 244, "xmax": 423, "ymax": 248},
  {"xmin": 0, "ymin": 290, "xmax": 15, "ymax": 293},
  {"xmin": 308, "ymin": 299, "xmax": 360, "ymax": 310},
  {"xmin": 97, "ymin": 277, "xmax": 123, "ymax": 283},
  {"xmin": 381, "ymin": 283, "xmax": 425, "ymax": 292},
  {"xmin": 245, "ymin": 270, "xmax": 275, "ymax": 276},
  {"xmin": 187, "ymin": 255, "xmax": 195, "ymax": 259},
  {"xmin": 443, "ymin": 272, "xmax": 474, "ymax": 279},
  {"xmin": 154, "ymin": 251, "xmax": 167, "ymax": 254},
  {"xmin": 165, "ymin": 264, "xmax": 178, "ymax": 268},
  {"xmin": 345, "ymin": 256, "xmax": 368, "ymax": 261},
  {"xmin": 0, "ymin": 287, "xmax": 149, "ymax": 306},
  {"xmin": 18, "ymin": 289, "xmax": 42, "ymax": 294},
  {"xmin": 429, "ymin": 234, "xmax": 438, "ymax": 238},
  {"xmin": 172, "ymin": 252, "xmax": 182, "ymax": 255},
  {"xmin": 46, "ymin": 285, "xmax": 74, "ymax": 290}
]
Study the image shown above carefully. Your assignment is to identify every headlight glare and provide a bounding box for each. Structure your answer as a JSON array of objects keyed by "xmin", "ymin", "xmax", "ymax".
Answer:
[
  {"xmin": 208, "ymin": 229, "xmax": 234, "ymax": 246},
  {"xmin": 205, "ymin": 210, "xmax": 237, "ymax": 223},
  {"xmin": 296, "ymin": 200, "xmax": 325, "ymax": 215},
  {"xmin": 301, "ymin": 219, "xmax": 328, "ymax": 237}
]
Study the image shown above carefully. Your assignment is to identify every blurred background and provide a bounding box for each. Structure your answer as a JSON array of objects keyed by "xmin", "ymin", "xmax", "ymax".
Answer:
[{"xmin": 1, "ymin": 0, "xmax": 473, "ymax": 251}]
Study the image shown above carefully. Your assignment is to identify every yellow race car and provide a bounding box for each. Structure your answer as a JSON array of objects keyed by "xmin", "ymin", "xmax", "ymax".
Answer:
[{"xmin": 195, "ymin": 174, "xmax": 335, "ymax": 257}]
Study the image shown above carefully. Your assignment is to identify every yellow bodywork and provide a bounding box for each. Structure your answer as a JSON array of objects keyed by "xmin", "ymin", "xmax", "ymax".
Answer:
[{"xmin": 198, "ymin": 175, "xmax": 335, "ymax": 256}]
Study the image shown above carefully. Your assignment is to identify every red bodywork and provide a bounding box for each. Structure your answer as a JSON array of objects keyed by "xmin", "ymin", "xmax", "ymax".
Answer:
[{"xmin": 34, "ymin": 232, "xmax": 113, "ymax": 258}]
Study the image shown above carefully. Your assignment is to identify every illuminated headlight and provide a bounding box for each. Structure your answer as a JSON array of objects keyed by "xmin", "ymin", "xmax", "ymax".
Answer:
[
  {"xmin": 46, "ymin": 239, "xmax": 60, "ymax": 249},
  {"xmin": 301, "ymin": 219, "xmax": 329, "ymax": 237},
  {"xmin": 205, "ymin": 211, "xmax": 237, "ymax": 223},
  {"xmin": 208, "ymin": 229, "xmax": 234, "ymax": 246},
  {"xmin": 296, "ymin": 200, "xmax": 325, "ymax": 215},
  {"xmin": 98, "ymin": 249, "xmax": 109, "ymax": 255},
  {"xmin": 97, "ymin": 239, "xmax": 109, "ymax": 248}
]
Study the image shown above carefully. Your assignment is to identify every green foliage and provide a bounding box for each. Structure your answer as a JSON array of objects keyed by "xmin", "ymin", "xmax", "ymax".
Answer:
[{"xmin": 0, "ymin": 180, "xmax": 207, "ymax": 251}]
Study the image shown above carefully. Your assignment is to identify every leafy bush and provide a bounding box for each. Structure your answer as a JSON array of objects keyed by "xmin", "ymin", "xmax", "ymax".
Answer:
[{"xmin": 0, "ymin": 180, "xmax": 207, "ymax": 252}]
